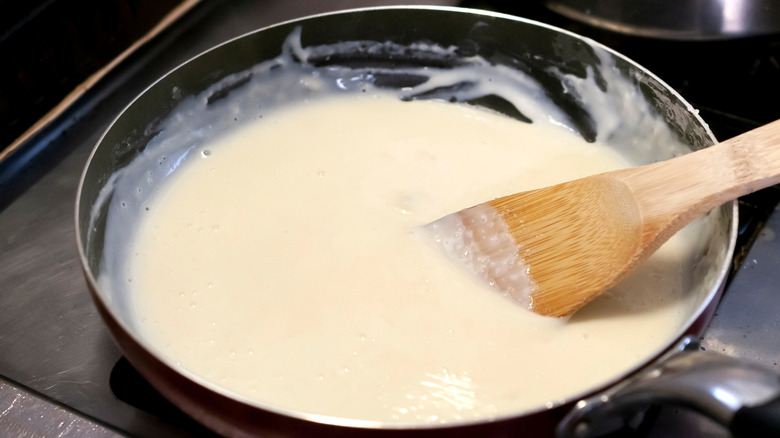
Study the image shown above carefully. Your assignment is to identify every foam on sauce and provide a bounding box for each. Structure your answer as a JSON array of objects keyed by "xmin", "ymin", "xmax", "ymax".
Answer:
[{"xmin": 95, "ymin": 28, "xmax": 717, "ymax": 426}]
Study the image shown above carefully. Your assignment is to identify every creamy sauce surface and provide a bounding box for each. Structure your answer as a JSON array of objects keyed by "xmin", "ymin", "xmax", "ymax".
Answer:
[{"xmin": 128, "ymin": 94, "xmax": 698, "ymax": 424}]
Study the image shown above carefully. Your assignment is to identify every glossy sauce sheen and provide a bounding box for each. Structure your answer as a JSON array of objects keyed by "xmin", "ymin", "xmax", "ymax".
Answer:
[{"xmin": 129, "ymin": 94, "xmax": 698, "ymax": 425}]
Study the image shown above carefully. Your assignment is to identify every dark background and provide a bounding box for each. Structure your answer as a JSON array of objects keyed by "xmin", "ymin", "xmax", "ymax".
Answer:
[{"xmin": 0, "ymin": 0, "xmax": 189, "ymax": 150}]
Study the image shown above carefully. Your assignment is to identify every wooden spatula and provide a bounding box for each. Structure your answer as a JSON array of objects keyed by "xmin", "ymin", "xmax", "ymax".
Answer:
[{"xmin": 426, "ymin": 119, "xmax": 780, "ymax": 318}]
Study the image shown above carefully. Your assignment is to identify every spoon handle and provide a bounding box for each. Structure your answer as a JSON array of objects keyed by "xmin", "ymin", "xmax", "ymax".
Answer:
[{"xmin": 614, "ymin": 119, "xmax": 780, "ymax": 245}]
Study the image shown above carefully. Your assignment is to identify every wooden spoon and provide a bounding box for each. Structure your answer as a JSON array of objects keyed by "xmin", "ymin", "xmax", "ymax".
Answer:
[{"xmin": 426, "ymin": 119, "xmax": 780, "ymax": 318}]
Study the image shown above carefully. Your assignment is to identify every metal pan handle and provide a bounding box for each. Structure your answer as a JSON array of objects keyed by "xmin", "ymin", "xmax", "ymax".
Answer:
[{"xmin": 556, "ymin": 337, "xmax": 780, "ymax": 438}]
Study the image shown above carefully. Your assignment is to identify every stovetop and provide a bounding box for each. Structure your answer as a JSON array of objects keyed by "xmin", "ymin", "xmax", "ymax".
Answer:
[{"xmin": 1, "ymin": 1, "xmax": 779, "ymax": 437}]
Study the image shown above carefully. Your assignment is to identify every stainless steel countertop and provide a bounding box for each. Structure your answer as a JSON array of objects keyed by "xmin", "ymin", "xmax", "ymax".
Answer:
[{"xmin": 1, "ymin": 1, "xmax": 778, "ymax": 436}]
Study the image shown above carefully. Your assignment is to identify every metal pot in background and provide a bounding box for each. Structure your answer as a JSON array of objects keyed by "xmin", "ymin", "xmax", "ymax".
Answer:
[{"xmin": 541, "ymin": 0, "xmax": 780, "ymax": 40}]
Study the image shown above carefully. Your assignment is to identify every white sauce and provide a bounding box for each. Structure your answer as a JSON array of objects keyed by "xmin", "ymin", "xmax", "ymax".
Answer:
[
  {"xmin": 93, "ymin": 28, "xmax": 723, "ymax": 427},
  {"xmin": 127, "ymin": 94, "xmax": 699, "ymax": 424}
]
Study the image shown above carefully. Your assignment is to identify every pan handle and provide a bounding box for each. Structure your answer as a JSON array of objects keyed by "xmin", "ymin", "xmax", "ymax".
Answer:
[{"xmin": 556, "ymin": 337, "xmax": 780, "ymax": 438}]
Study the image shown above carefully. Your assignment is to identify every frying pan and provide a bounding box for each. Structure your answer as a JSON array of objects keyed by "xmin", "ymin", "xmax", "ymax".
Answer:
[{"xmin": 75, "ymin": 6, "xmax": 780, "ymax": 437}]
